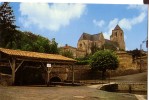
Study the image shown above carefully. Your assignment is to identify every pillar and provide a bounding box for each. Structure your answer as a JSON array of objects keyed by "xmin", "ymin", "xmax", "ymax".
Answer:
[
  {"xmin": 72, "ymin": 65, "xmax": 74, "ymax": 85},
  {"xmin": 11, "ymin": 58, "xmax": 16, "ymax": 85}
]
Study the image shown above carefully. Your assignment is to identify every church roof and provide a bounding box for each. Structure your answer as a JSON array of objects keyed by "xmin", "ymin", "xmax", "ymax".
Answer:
[
  {"xmin": 79, "ymin": 32, "xmax": 102, "ymax": 41},
  {"xmin": 114, "ymin": 25, "xmax": 122, "ymax": 30}
]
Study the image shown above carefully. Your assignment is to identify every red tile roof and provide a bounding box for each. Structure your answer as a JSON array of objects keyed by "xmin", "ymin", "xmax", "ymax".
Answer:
[{"xmin": 0, "ymin": 48, "xmax": 76, "ymax": 63}]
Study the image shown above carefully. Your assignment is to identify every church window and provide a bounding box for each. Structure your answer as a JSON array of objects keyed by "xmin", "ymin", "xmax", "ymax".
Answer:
[
  {"xmin": 115, "ymin": 32, "xmax": 117, "ymax": 37},
  {"xmin": 80, "ymin": 43, "xmax": 82, "ymax": 48}
]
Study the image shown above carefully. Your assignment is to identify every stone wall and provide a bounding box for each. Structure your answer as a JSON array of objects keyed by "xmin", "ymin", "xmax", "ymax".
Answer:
[
  {"xmin": 118, "ymin": 83, "xmax": 147, "ymax": 92},
  {"xmin": 47, "ymin": 65, "xmax": 102, "ymax": 82},
  {"xmin": 116, "ymin": 51, "xmax": 137, "ymax": 70},
  {"xmin": 48, "ymin": 51, "xmax": 147, "ymax": 81},
  {"xmin": 67, "ymin": 65, "xmax": 101, "ymax": 81}
]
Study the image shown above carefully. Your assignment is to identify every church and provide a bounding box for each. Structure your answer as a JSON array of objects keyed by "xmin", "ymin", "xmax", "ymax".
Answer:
[{"xmin": 60, "ymin": 25, "xmax": 126, "ymax": 58}]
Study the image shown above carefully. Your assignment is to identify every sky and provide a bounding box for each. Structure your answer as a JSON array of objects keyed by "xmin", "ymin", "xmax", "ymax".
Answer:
[{"xmin": 3, "ymin": 2, "xmax": 148, "ymax": 50}]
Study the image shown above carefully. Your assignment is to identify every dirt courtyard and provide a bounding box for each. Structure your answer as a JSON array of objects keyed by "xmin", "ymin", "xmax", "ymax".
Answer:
[
  {"xmin": 0, "ymin": 85, "xmax": 139, "ymax": 100},
  {"xmin": 0, "ymin": 72, "xmax": 147, "ymax": 100}
]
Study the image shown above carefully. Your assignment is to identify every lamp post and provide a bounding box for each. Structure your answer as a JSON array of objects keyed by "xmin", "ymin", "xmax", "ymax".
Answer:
[{"xmin": 140, "ymin": 40, "xmax": 146, "ymax": 72}]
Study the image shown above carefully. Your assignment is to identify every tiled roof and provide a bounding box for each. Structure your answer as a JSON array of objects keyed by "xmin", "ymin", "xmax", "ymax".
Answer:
[
  {"xmin": 60, "ymin": 45, "xmax": 77, "ymax": 49},
  {"xmin": 0, "ymin": 48, "xmax": 76, "ymax": 63}
]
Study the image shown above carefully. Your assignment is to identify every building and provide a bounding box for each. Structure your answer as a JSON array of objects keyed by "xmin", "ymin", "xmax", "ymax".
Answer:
[
  {"xmin": 77, "ymin": 25, "xmax": 125, "ymax": 55},
  {"xmin": 0, "ymin": 48, "xmax": 76, "ymax": 85},
  {"xmin": 60, "ymin": 25, "xmax": 126, "ymax": 58}
]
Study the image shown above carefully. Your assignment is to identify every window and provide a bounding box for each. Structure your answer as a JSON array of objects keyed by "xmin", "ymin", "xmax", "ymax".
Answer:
[
  {"xmin": 80, "ymin": 43, "xmax": 82, "ymax": 48},
  {"xmin": 115, "ymin": 32, "xmax": 117, "ymax": 37}
]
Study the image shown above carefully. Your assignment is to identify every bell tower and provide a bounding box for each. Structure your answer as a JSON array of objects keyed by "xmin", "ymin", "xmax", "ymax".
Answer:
[{"xmin": 110, "ymin": 25, "xmax": 125, "ymax": 50}]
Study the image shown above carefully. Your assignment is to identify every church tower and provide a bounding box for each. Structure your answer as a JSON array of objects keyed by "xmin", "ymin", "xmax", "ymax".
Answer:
[{"xmin": 110, "ymin": 25, "xmax": 125, "ymax": 50}]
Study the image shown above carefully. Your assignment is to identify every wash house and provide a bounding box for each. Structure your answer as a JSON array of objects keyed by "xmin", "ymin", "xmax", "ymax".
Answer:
[{"xmin": 0, "ymin": 48, "xmax": 76, "ymax": 85}]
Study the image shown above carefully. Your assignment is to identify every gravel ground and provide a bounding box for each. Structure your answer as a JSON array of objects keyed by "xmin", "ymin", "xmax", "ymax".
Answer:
[
  {"xmin": 0, "ymin": 72, "xmax": 147, "ymax": 100},
  {"xmin": 0, "ymin": 85, "xmax": 138, "ymax": 100}
]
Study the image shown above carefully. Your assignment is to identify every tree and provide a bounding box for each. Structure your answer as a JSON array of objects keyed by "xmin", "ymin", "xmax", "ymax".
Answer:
[
  {"xmin": 90, "ymin": 50, "xmax": 119, "ymax": 79},
  {"xmin": 127, "ymin": 48, "xmax": 146, "ymax": 62},
  {"xmin": 0, "ymin": 2, "xmax": 18, "ymax": 48},
  {"xmin": 61, "ymin": 50, "xmax": 73, "ymax": 58},
  {"xmin": 49, "ymin": 38, "xmax": 59, "ymax": 54}
]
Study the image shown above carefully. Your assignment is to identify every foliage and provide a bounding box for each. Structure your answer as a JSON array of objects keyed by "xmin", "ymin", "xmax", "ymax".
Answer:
[
  {"xmin": 75, "ymin": 54, "xmax": 92, "ymax": 65},
  {"xmin": 18, "ymin": 32, "xmax": 59, "ymax": 54},
  {"xmin": 127, "ymin": 48, "xmax": 147, "ymax": 62},
  {"xmin": 90, "ymin": 50, "xmax": 119, "ymax": 79},
  {"xmin": 49, "ymin": 38, "xmax": 59, "ymax": 54},
  {"xmin": 0, "ymin": 2, "xmax": 60, "ymax": 54},
  {"xmin": 0, "ymin": 2, "xmax": 18, "ymax": 48},
  {"xmin": 75, "ymin": 60, "xmax": 90, "ymax": 65},
  {"xmin": 61, "ymin": 50, "xmax": 74, "ymax": 58}
]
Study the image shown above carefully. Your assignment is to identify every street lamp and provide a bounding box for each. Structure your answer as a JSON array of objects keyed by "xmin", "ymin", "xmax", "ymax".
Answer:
[{"xmin": 140, "ymin": 40, "xmax": 146, "ymax": 72}]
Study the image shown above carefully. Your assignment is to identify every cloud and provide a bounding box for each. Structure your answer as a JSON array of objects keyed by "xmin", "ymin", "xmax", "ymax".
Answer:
[
  {"xmin": 127, "ymin": 5, "xmax": 148, "ymax": 12},
  {"xmin": 119, "ymin": 12, "xmax": 146, "ymax": 30},
  {"xmin": 103, "ymin": 18, "xmax": 118, "ymax": 39},
  {"xmin": 102, "ymin": 5, "xmax": 147, "ymax": 39},
  {"xmin": 19, "ymin": 3, "xmax": 86, "ymax": 31},
  {"xmin": 93, "ymin": 19, "xmax": 105, "ymax": 27}
]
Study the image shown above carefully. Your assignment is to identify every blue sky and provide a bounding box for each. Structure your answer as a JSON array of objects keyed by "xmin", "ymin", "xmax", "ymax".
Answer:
[{"xmin": 8, "ymin": 3, "xmax": 148, "ymax": 50}]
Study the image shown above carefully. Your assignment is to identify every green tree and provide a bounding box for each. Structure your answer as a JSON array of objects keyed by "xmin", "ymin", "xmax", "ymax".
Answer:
[
  {"xmin": 61, "ymin": 50, "xmax": 73, "ymax": 58},
  {"xmin": 127, "ymin": 48, "xmax": 146, "ymax": 62},
  {"xmin": 49, "ymin": 38, "xmax": 59, "ymax": 54},
  {"xmin": 0, "ymin": 2, "xmax": 18, "ymax": 48},
  {"xmin": 90, "ymin": 50, "xmax": 119, "ymax": 79}
]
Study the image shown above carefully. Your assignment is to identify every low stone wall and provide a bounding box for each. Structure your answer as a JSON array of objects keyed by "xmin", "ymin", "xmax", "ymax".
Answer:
[
  {"xmin": 118, "ymin": 83, "xmax": 147, "ymax": 92},
  {"xmin": 99, "ymin": 83, "xmax": 147, "ymax": 95}
]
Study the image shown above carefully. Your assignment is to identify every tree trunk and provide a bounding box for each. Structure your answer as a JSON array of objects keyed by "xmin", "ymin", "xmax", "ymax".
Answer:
[{"xmin": 102, "ymin": 70, "xmax": 106, "ymax": 80}]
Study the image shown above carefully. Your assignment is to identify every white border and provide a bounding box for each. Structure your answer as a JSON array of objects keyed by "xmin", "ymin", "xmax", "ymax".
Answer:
[{"xmin": 0, "ymin": 0, "xmax": 144, "ymax": 4}]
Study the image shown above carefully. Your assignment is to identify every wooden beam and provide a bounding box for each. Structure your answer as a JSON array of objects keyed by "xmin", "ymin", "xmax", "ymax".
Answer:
[
  {"xmin": 16, "ymin": 57, "xmax": 76, "ymax": 65},
  {"xmin": 72, "ymin": 65, "xmax": 74, "ymax": 85},
  {"xmin": 41, "ymin": 62, "xmax": 47, "ymax": 72},
  {"xmin": 15, "ymin": 60, "xmax": 24, "ymax": 73},
  {"xmin": 0, "ymin": 62, "xmax": 10, "ymax": 66},
  {"xmin": 9, "ymin": 60, "xmax": 13, "ymax": 69}
]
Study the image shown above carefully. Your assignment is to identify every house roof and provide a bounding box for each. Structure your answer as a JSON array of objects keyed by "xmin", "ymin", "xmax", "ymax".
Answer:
[
  {"xmin": 0, "ymin": 48, "xmax": 76, "ymax": 63},
  {"xmin": 60, "ymin": 45, "xmax": 77, "ymax": 50}
]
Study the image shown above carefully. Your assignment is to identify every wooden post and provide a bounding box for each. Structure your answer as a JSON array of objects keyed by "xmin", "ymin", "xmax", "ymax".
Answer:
[
  {"xmin": 9, "ymin": 58, "xmax": 24, "ymax": 85},
  {"xmin": 12, "ymin": 58, "xmax": 16, "ymax": 85},
  {"xmin": 46, "ymin": 63, "xmax": 53, "ymax": 87},
  {"xmin": 47, "ymin": 67, "xmax": 50, "ymax": 87},
  {"xmin": 72, "ymin": 65, "xmax": 74, "ymax": 85}
]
